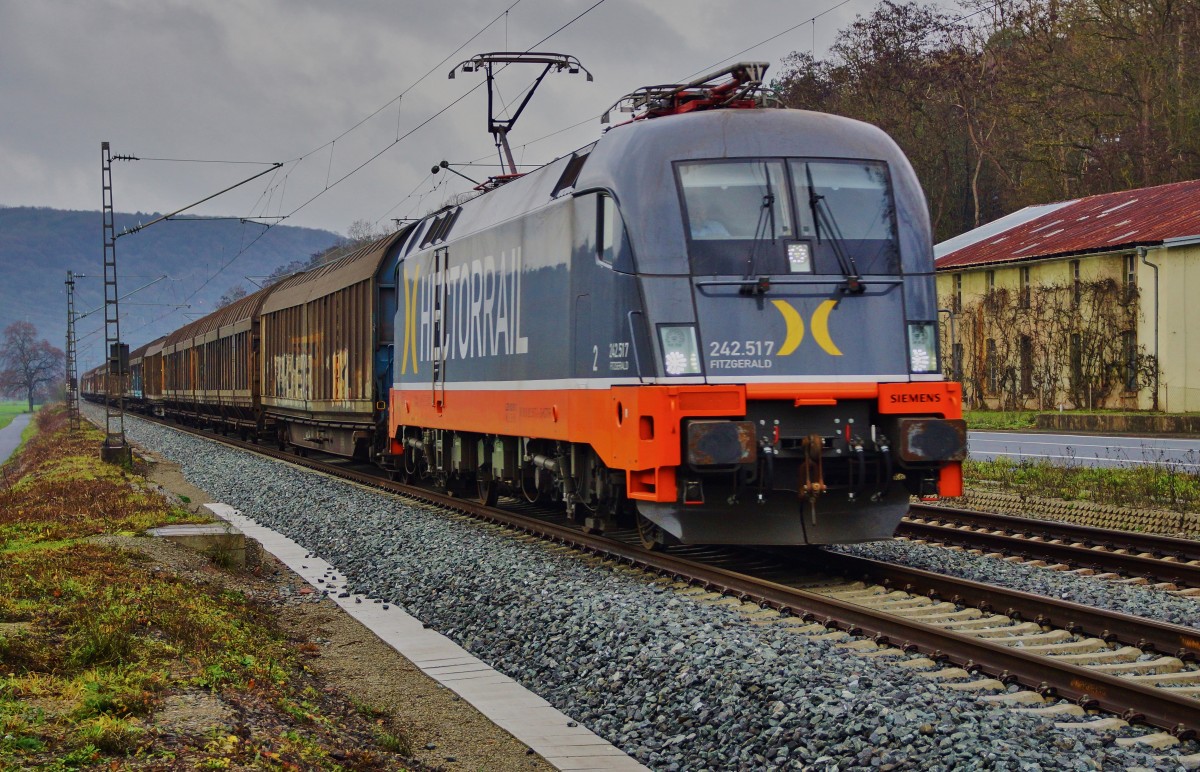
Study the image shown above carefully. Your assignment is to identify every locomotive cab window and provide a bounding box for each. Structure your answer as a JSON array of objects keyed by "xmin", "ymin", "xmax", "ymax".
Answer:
[
  {"xmin": 789, "ymin": 160, "xmax": 898, "ymax": 276},
  {"xmin": 599, "ymin": 194, "xmax": 624, "ymax": 265},
  {"xmin": 677, "ymin": 158, "xmax": 899, "ymax": 277},
  {"xmin": 579, "ymin": 191, "xmax": 634, "ymax": 272},
  {"xmin": 679, "ymin": 160, "xmax": 791, "ymax": 241}
]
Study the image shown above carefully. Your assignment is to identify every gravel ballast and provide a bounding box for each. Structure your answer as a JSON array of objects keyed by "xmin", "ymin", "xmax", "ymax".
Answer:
[
  {"xmin": 108, "ymin": 411, "xmax": 1190, "ymax": 770},
  {"xmin": 836, "ymin": 540, "xmax": 1200, "ymax": 629}
]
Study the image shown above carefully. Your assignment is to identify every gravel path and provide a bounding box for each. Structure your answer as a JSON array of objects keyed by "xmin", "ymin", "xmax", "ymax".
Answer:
[
  {"xmin": 109, "ymin": 410, "xmax": 1191, "ymax": 770},
  {"xmin": 0, "ymin": 411, "xmax": 32, "ymax": 464}
]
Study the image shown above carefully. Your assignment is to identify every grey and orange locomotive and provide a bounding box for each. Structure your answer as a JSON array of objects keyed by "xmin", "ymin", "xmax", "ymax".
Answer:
[
  {"xmin": 84, "ymin": 62, "xmax": 966, "ymax": 549},
  {"xmin": 387, "ymin": 62, "xmax": 966, "ymax": 548}
]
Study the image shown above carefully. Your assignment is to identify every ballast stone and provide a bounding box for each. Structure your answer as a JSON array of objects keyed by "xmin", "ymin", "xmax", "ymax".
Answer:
[{"xmin": 105, "ymin": 408, "xmax": 1187, "ymax": 771}]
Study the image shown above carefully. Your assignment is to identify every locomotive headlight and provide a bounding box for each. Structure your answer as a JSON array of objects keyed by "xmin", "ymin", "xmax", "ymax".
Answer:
[
  {"xmin": 659, "ymin": 325, "xmax": 701, "ymax": 376},
  {"xmin": 907, "ymin": 322, "xmax": 939, "ymax": 373}
]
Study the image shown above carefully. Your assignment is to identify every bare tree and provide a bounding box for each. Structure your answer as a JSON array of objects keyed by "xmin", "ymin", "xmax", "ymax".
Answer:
[
  {"xmin": 345, "ymin": 219, "xmax": 384, "ymax": 245},
  {"xmin": 215, "ymin": 284, "xmax": 249, "ymax": 309},
  {"xmin": 0, "ymin": 321, "xmax": 64, "ymax": 412}
]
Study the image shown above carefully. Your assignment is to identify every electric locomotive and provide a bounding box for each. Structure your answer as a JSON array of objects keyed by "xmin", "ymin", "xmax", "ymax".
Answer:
[{"xmin": 388, "ymin": 63, "xmax": 965, "ymax": 548}]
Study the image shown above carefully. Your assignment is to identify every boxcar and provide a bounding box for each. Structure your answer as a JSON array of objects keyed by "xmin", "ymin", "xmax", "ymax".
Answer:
[
  {"xmin": 162, "ymin": 287, "xmax": 272, "ymax": 435},
  {"xmin": 80, "ymin": 366, "xmax": 105, "ymax": 403},
  {"xmin": 142, "ymin": 336, "xmax": 166, "ymax": 416},
  {"xmin": 259, "ymin": 234, "xmax": 406, "ymax": 458}
]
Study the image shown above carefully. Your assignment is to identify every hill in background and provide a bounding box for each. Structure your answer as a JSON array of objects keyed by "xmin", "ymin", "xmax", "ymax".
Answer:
[{"xmin": 0, "ymin": 206, "xmax": 341, "ymax": 370}]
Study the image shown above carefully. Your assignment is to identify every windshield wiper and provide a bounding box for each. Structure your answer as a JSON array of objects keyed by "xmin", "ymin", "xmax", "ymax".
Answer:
[
  {"xmin": 742, "ymin": 167, "xmax": 777, "ymax": 294},
  {"xmin": 805, "ymin": 163, "xmax": 864, "ymax": 294}
]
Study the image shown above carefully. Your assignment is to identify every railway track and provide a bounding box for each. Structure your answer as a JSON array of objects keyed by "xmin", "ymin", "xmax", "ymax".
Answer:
[
  {"xmin": 121, "ymin": 414, "xmax": 1200, "ymax": 745},
  {"xmin": 901, "ymin": 503, "xmax": 1200, "ymax": 590}
]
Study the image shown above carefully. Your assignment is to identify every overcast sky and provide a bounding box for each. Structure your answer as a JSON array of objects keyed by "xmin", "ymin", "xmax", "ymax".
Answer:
[{"xmin": 0, "ymin": 0, "xmax": 945, "ymax": 239}]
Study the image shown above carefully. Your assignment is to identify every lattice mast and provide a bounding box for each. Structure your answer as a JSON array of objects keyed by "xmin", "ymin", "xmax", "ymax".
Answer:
[
  {"xmin": 65, "ymin": 271, "xmax": 80, "ymax": 432},
  {"xmin": 100, "ymin": 142, "xmax": 129, "ymax": 463}
]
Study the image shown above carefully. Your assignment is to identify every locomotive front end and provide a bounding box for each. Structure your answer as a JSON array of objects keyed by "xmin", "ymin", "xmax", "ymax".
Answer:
[
  {"xmin": 589, "ymin": 106, "xmax": 966, "ymax": 546},
  {"xmin": 388, "ymin": 66, "xmax": 964, "ymax": 549}
]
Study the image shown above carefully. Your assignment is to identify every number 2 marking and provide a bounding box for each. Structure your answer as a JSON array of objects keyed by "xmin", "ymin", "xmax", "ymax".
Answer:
[{"xmin": 592, "ymin": 345, "xmax": 599, "ymax": 371}]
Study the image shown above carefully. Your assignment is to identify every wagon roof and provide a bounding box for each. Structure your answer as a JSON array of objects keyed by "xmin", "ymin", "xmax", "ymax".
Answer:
[
  {"xmin": 164, "ymin": 283, "xmax": 274, "ymax": 347},
  {"xmin": 261, "ymin": 231, "xmax": 407, "ymax": 314},
  {"xmin": 145, "ymin": 336, "xmax": 167, "ymax": 357},
  {"xmin": 128, "ymin": 339, "xmax": 157, "ymax": 360}
]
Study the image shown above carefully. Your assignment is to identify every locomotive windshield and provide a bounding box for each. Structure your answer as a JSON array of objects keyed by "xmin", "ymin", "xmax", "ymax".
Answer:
[{"xmin": 678, "ymin": 158, "xmax": 900, "ymax": 277}]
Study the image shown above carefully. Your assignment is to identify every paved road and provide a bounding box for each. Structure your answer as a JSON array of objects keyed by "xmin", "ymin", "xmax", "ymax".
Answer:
[
  {"xmin": 0, "ymin": 412, "xmax": 32, "ymax": 465},
  {"xmin": 969, "ymin": 430, "xmax": 1200, "ymax": 470}
]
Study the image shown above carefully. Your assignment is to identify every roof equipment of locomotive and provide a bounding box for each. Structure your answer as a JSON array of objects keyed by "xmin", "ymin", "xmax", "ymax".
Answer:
[{"xmin": 448, "ymin": 52, "xmax": 592, "ymax": 179}]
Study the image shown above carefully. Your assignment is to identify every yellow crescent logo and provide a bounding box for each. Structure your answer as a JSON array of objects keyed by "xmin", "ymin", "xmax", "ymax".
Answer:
[
  {"xmin": 772, "ymin": 299, "xmax": 842, "ymax": 357},
  {"xmin": 811, "ymin": 299, "xmax": 842, "ymax": 356},
  {"xmin": 401, "ymin": 266, "xmax": 420, "ymax": 374},
  {"xmin": 771, "ymin": 300, "xmax": 804, "ymax": 355}
]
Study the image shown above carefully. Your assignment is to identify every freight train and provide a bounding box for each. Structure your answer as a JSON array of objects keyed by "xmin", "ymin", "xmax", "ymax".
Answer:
[{"xmin": 83, "ymin": 63, "xmax": 965, "ymax": 548}]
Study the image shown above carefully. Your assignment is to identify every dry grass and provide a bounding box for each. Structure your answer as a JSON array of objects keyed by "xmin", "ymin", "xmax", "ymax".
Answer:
[{"xmin": 0, "ymin": 407, "xmax": 423, "ymax": 770}]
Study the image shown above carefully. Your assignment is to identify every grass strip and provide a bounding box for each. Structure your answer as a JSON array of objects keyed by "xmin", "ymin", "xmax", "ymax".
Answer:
[
  {"xmin": 0, "ymin": 401, "xmax": 30, "ymax": 433},
  {"xmin": 963, "ymin": 410, "xmax": 1038, "ymax": 431},
  {"xmin": 964, "ymin": 455, "xmax": 1200, "ymax": 514},
  {"xmin": 0, "ymin": 407, "xmax": 422, "ymax": 770}
]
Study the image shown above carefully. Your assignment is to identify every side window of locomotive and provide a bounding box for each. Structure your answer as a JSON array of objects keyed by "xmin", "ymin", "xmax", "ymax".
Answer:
[
  {"xmin": 789, "ymin": 160, "xmax": 900, "ymax": 275},
  {"xmin": 598, "ymin": 194, "xmax": 624, "ymax": 265},
  {"xmin": 678, "ymin": 160, "xmax": 792, "ymax": 242}
]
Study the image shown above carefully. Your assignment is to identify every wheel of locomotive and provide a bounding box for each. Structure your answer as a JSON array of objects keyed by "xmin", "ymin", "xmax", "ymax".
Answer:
[
  {"xmin": 477, "ymin": 469, "xmax": 499, "ymax": 506},
  {"xmin": 636, "ymin": 513, "xmax": 669, "ymax": 551}
]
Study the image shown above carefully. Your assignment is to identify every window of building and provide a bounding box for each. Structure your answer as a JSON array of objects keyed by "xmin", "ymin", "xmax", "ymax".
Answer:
[
  {"xmin": 953, "ymin": 273, "xmax": 962, "ymax": 312},
  {"xmin": 1019, "ymin": 265, "xmax": 1031, "ymax": 308},
  {"xmin": 1020, "ymin": 336, "xmax": 1033, "ymax": 395},
  {"xmin": 1071, "ymin": 260, "xmax": 1081, "ymax": 306},
  {"xmin": 1123, "ymin": 330, "xmax": 1138, "ymax": 392},
  {"xmin": 986, "ymin": 270, "xmax": 995, "ymax": 292},
  {"xmin": 1124, "ymin": 254, "xmax": 1137, "ymax": 300},
  {"xmin": 985, "ymin": 338, "xmax": 998, "ymax": 394}
]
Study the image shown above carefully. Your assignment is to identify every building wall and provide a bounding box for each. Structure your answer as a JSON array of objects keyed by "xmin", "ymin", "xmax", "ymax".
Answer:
[
  {"xmin": 937, "ymin": 254, "xmax": 1128, "ymax": 313},
  {"xmin": 936, "ymin": 252, "xmax": 1147, "ymax": 411},
  {"xmin": 1151, "ymin": 243, "xmax": 1200, "ymax": 412}
]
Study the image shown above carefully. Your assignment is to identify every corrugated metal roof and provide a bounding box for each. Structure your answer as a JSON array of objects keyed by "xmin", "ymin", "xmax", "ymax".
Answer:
[
  {"xmin": 261, "ymin": 231, "xmax": 407, "ymax": 314},
  {"xmin": 934, "ymin": 202, "xmax": 1073, "ymax": 260},
  {"xmin": 128, "ymin": 336, "xmax": 166, "ymax": 362},
  {"xmin": 936, "ymin": 179, "xmax": 1200, "ymax": 270},
  {"xmin": 164, "ymin": 284, "xmax": 274, "ymax": 348}
]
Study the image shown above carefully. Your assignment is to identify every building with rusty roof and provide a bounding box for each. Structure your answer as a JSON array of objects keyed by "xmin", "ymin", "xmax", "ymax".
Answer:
[{"xmin": 934, "ymin": 179, "xmax": 1200, "ymax": 412}]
